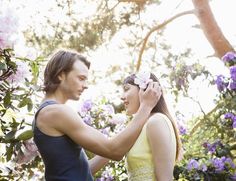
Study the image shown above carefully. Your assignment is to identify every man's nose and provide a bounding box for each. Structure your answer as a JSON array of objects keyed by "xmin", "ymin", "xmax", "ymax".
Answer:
[{"xmin": 83, "ymin": 82, "xmax": 88, "ymax": 90}]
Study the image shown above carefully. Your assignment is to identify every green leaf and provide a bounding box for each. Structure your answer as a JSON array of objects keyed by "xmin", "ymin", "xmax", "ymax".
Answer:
[
  {"xmin": 16, "ymin": 130, "xmax": 33, "ymax": 141},
  {"xmin": 0, "ymin": 62, "xmax": 7, "ymax": 70},
  {"xmin": 3, "ymin": 92, "xmax": 11, "ymax": 108},
  {"xmin": 5, "ymin": 130, "xmax": 16, "ymax": 141},
  {"xmin": 27, "ymin": 99, "xmax": 33, "ymax": 112},
  {"xmin": 6, "ymin": 144, "xmax": 14, "ymax": 161},
  {"xmin": 17, "ymin": 97, "xmax": 31, "ymax": 108}
]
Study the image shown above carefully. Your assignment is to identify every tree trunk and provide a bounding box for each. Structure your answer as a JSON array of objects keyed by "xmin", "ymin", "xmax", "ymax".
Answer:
[{"xmin": 192, "ymin": 0, "xmax": 234, "ymax": 58}]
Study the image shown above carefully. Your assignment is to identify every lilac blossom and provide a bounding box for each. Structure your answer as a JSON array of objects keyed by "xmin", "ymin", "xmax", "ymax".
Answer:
[
  {"xmin": 215, "ymin": 75, "xmax": 228, "ymax": 92},
  {"xmin": 233, "ymin": 120, "xmax": 236, "ymax": 129},
  {"xmin": 0, "ymin": 7, "xmax": 19, "ymax": 49},
  {"xmin": 7, "ymin": 61, "xmax": 30, "ymax": 85},
  {"xmin": 178, "ymin": 125, "xmax": 187, "ymax": 135},
  {"xmin": 102, "ymin": 104, "xmax": 115, "ymax": 115},
  {"xmin": 223, "ymin": 157, "xmax": 236, "ymax": 169},
  {"xmin": 83, "ymin": 115, "xmax": 92, "ymax": 125},
  {"xmin": 109, "ymin": 113, "xmax": 126, "ymax": 125},
  {"xmin": 211, "ymin": 157, "xmax": 235, "ymax": 173},
  {"xmin": 222, "ymin": 52, "xmax": 236, "ymax": 63},
  {"xmin": 224, "ymin": 112, "xmax": 235, "ymax": 119},
  {"xmin": 177, "ymin": 120, "xmax": 187, "ymax": 135},
  {"xmin": 230, "ymin": 66, "xmax": 236, "ymax": 81},
  {"xmin": 200, "ymin": 164, "xmax": 208, "ymax": 172},
  {"xmin": 81, "ymin": 99, "xmax": 93, "ymax": 112},
  {"xmin": 98, "ymin": 170, "xmax": 114, "ymax": 181},
  {"xmin": 100, "ymin": 128, "xmax": 110, "ymax": 137},
  {"xmin": 211, "ymin": 157, "xmax": 225, "ymax": 172},
  {"xmin": 134, "ymin": 71, "xmax": 152, "ymax": 89},
  {"xmin": 229, "ymin": 81, "xmax": 236, "ymax": 90},
  {"xmin": 230, "ymin": 173, "xmax": 236, "ymax": 180},
  {"xmin": 203, "ymin": 140, "xmax": 222, "ymax": 154},
  {"xmin": 224, "ymin": 113, "xmax": 236, "ymax": 128},
  {"xmin": 187, "ymin": 159, "xmax": 199, "ymax": 170}
]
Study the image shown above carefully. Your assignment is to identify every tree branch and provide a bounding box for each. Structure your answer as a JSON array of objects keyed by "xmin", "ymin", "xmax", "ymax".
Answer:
[
  {"xmin": 136, "ymin": 10, "xmax": 195, "ymax": 72},
  {"xmin": 192, "ymin": 0, "xmax": 235, "ymax": 58}
]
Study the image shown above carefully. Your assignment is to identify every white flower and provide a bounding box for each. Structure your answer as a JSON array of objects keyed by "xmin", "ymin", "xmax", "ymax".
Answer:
[
  {"xmin": 134, "ymin": 71, "xmax": 152, "ymax": 89},
  {"xmin": 109, "ymin": 113, "xmax": 126, "ymax": 125},
  {"xmin": 0, "ymin": 7, "xmax": 19, "ymax": 49},
  {"xmin": 7, "ymin": 61, "xmax": 30, "ymax": 85}
]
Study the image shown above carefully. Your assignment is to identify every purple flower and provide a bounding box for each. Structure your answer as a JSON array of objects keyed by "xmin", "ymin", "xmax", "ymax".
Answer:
[
  {"xmin": 215, "ymin": 75, "xmax": 228, "ymax": 92},
  {"xmin": 200, "ymin": 164, "xmax": 207, "ymax": 172},
  {"xmin": 230, "ymin": 66, "xmax": 236, "ymax": 81},
  {"xmin": 224, "ymin": 157, "xmax": 236, "ymax": 169},
  {"xmin": 102, "ymin": 104, "xmax": 115, "ymax": 115},
  {"xmin": 100, "ymin": 128, "xmax": 110, "ymax": 137},
  {"xmin": 179, "ymin": 125, "xmax": 187, "ymax": 135},
  {"xmin": 230, "ymin": 173, "xmax": 236, "ymax": 180},
  {"xmin": 224, "ymin": 112, "xmax": 235, "ymax": 119},
  {"xmin": 203, "ymin": 140, "xmax": 222, "ymax": 154},
  {"xmin": 211, "ymin": 157, "xmax": 225, "ymax": 172},
  {"xmin": 229, "ymin": 81, "xmax": 236, "ymax": 90},
  {"xmin": 222, "ymin": 52, "xmax": 236, "ymax": 63},
  {"xmin": 97, "ymin": 170, "xmax": 114, "ymax": 181},
  {"xmin": 224, "ymin": 113, "xmax": 236, "ymax": 129},
  {"xmin": 187, "ymin": 159, "xmax": 199, "ymax": 170},
  {"xmin": 233, "ymin": 120, "xmax": 236, "ymax": 129},
  {"xmin": 83, "ymin": 115, "xmax": 92, "ymax": 125},
  {"xmin": 81, "ymin": 99, "xmax": 93, "ymax": 112}
]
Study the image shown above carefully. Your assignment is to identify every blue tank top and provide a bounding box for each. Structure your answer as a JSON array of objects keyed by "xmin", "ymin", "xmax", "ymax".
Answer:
[{"xmin": 32, "ymin": 100, "xmax": 93, "ymax": 181}]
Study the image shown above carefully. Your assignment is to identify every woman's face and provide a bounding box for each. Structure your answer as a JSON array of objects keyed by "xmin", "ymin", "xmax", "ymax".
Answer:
[{"xmin": 121, "ymin": 83, "xmax": 140, "ymax": 115}]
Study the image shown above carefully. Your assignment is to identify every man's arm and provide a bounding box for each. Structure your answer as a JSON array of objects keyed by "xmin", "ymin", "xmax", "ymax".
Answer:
[
  {"xmin": 53, "ymin": 82, "xmax": 160, "ymax": 160},
  {"xmin": 88, "ymin": 155, "xmax": 110, "ymax": 175}
]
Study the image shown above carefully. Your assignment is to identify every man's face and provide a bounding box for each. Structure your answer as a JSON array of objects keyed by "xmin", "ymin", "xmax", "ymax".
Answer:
[{"xmin": 58, "ymin": 60, "xmax": 89, "ymax": 100}]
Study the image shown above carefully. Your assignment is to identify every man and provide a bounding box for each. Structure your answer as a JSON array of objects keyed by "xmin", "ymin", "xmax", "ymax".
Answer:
[{"xmin": 32, "ymin": 49, "xmax": 161, "ymax": 181}]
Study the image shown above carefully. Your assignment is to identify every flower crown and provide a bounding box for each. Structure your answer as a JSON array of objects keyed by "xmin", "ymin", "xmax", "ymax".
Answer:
[{"xmin": 134, "ymin": 71, "xmax": 153, "ymax": 89}]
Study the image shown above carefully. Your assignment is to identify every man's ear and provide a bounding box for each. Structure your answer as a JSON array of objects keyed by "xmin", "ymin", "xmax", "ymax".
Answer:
[{"xmin": 58, "ymin": 72, "xmax": 65, "ymax": 82}]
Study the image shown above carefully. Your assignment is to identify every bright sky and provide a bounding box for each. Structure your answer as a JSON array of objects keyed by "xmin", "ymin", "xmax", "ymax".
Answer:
[{"xmin": 2, "ymin": 0, "xmax": 235, "ymax": 122}]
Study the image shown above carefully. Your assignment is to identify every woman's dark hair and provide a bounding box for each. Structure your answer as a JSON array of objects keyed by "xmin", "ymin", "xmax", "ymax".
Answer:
[
  {"xmin": 43, "ymin": 49, "xmax": 90, "ymax": 94},
  {"xmin": 123, "ymin": 73, "xmax": 182, "ymax": 161}
]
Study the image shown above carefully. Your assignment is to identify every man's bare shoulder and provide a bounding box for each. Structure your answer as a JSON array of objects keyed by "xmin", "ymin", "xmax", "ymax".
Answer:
[{"xmin": 38, "ymin": 104, "xmax": 79, "ymax": 122}]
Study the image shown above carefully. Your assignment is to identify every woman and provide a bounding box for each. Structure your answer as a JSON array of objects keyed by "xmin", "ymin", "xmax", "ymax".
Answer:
[{"xmin": 121, "ymin": 72, "xmax": 182, "ymax": 181}]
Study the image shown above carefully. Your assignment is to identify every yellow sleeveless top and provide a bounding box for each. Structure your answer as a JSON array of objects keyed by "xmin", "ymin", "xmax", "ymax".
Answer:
[{"xmin": 125, "ymin": 113, "xmax": 176, "ymax": 181}]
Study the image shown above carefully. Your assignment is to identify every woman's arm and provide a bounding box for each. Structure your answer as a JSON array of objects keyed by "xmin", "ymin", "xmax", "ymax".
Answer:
[
  {"xmin": 88, "ymin": 155, "xmax": 110, "ymax": 175},
  {"xmin": 146, "ymin": 114, "xmax": 176, "ymax": 181}
]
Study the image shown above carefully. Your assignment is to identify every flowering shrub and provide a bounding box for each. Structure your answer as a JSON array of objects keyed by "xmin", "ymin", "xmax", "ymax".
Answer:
[
  {"xmin": 0, "ymin": 6, "xmax": 45, "ymax": 179},
  {"xmin": 78, "ymin": 97, "xmax": 128, "ymax": 180},
  {"xmin": 174, "ymin": 52, "xmax": 236, "ymax": 180},
  {"xmin": 78, "ymin": 97, "xmax": 127, "ymax": 137}
]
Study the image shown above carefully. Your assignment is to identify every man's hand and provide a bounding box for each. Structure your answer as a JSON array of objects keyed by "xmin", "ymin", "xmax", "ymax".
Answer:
[{"xmin": 139, "ymin": 82, "xmax": 162, "ymax": 110}]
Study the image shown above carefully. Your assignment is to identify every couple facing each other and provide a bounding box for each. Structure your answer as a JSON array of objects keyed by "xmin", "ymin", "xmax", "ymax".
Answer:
[{"xmin": 32, "ymin": 49, "xmax": 182, "ymax": 181}]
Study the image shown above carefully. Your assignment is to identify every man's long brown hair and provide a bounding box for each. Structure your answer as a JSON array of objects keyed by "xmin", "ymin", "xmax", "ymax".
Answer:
[
  {"xmin": 123, "ymin": 73, "xmax": 182, "ymax": 161},
  {"xmin": 43, "ymin": 50, "xmax": 90, "ymax": 94}
]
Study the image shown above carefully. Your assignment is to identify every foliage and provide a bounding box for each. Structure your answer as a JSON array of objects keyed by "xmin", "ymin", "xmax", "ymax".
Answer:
[
  {"xmin": 173, "ymin": 52, "xmax": 236, "ymax": 181},
  {"xmin": 0, "ymin": 48, "xmax": 45, "ymax": 180},
  {"xmin": 78, "ymin": 97, "xmax": 128, "ymax": 180}
]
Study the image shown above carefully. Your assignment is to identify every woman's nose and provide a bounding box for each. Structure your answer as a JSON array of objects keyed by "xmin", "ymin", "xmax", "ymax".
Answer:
[{"xmin": 120, "ymin": 94, "xmax": 125, "ymax": 101}]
